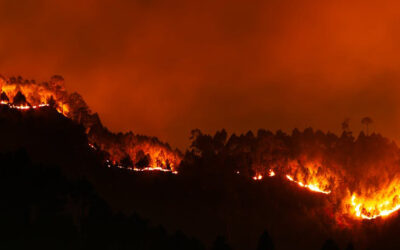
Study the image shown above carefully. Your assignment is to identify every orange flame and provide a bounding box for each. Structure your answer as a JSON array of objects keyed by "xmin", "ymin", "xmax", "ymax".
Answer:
[
  {"xmin": 285, "ymin": 174, "xmax": 331, "ymax": 194},
  {"xmin": 1, "ymin": 77, "xmax": 180, "ymax": 174},
  {"xmin": 253, "ymin": 174, "xmax": 263, "ymax": 181},
  {"xmin": 268, "ymin": 169, "xmax": 275, "ymax": 177},
  {"xmin": 347, "ymin": 181, "xmax": 400, "ymax": 220},
  {"xmin": 250, "ymin": 160, "xmax": 400, "ymax": 220}
]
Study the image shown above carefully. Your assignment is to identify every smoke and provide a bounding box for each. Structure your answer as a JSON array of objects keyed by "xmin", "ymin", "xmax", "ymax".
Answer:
[{"xmin": 1, "ymin": 0, "xmax": 400, "ymax": 149}]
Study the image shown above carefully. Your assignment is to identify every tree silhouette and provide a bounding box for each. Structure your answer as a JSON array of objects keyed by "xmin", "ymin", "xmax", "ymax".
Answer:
[
  {"xmin": 47, "ymin": 95, "xmax": 57, "ymax": 108},
  {"xmin": 135, "ymin": 150, "xmax": 150, "ymax": 168},
  {"xmin": 13, "ymin": 91, "xmax": 28, "ymax": 106},
  {"xmin": 361, "ymin": 117, "xmax": 373, "ymax": 135},
  {"xmin": 321, "ymin": 239, "xmax": 339, "ymax": 250},
  {"xmin": 341, "ymin": 118, "xmax": 350, "ymax": 132},
  {"xmin": 212, "ymin": 236, "xmax": 232, "ymax": 250},
  {"xmin": 0, "ymin": 92, "xmax": 9, "ymax": 103},
  {"xmin": 345, "ymin": 242, "xmax": 355, "ymax": 250},
  {"xmin": 120, "ymin": 155, "xmax": 133, "ymax": 167},
  {"xmin": 257, "ymin": 230, "xmax": 274, "ymax": 250}
]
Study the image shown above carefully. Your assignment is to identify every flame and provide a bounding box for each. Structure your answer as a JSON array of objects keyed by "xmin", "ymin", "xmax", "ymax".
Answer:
[
  {"xmin": 7, "ymin": 75, "xmax": 400, "ymax": 221},
  {"xmin": 124, "ymin": 142, "xmax": 181, "ymax": 172},
  {"xmin": 0, "ymin": 80, "xmax": 69, "ymax": 116},
  {"xmin": 100, "ymin": 141, "xmax": 181, "ymax": 173},
  {"xmin": 250, "ymin": 161, "xmax": 400, "ymax": 220},
  {"xmin": 0, "ymin": 76, "xmax": 181, "ymax": 174},
  {"xmin": 285, "ymin": 174, "xmax": 331, "ymax": 194},
  {"xmin": 131, "ymin": 167, "xmax": 178, "ymax": 174},
  {"xmin": 253, "ymin": 174, "xmax": 263, "ymax": 181},
  {"xmin": 105, "ymin": 160, "xmax": 178, "ymax": 174},
  {"xmin": 0, "ymin": 101, "xmax": 51, "ymax": 111},
  {"xmin": 348, "ymin": 182, "xmax": 400, "ymax": 220},
  {"xmin": 268, "ymin": 169, "xmax": 275, "ymax": 177},
  {"xmin": 252, "ymin": 160, "xmax": 333, "ymax": 194},
  {"xmin": 251, "ymin": 161, "xmax": 332, "ymax": 194}
]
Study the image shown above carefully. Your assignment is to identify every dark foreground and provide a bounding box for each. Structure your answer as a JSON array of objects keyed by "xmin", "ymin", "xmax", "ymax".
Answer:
[{"xmin": 1, "ymin": 107, "xmax": 400, "ymax": 249}]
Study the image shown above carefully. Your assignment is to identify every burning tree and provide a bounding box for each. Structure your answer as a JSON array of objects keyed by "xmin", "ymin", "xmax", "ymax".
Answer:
[{"xmin": 0, "ymin": 75, "xmax": 182, "ymax": 173}]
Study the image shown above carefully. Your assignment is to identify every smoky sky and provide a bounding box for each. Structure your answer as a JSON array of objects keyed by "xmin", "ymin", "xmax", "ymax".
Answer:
[{"xmin": 1, "ymin": 0, "xmax": 400, "ymax": 149}]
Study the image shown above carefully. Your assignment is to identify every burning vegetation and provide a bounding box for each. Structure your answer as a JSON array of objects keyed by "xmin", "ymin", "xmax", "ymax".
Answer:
[
  {"xmin": 0, "ymin": 75, "xmax": 181, "ymax": 174},
  {"xmin": 3, "ymin": 75, "xmax": 400, "ymax": 225},
  {"xmin": 186, "ymin": 127, "xmax": 400, "ymax": 223}
]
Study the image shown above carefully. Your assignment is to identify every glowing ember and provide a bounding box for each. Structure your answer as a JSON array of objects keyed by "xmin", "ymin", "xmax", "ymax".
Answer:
[
  {"xmin": 253, "ymin": 174, "xmax": 263, "ymax": 181},
  {"xmin": 105, "ymin": 160, "xmax": 178, "ymax": 174},
  {"xmin": 131, "ymin": 167, "xmax": 178, "ymax": 174},
  {"xmin": 286, "ymin": 175, "xmax": 331, "ymax": 194},
  {"xmin": 268, "ymin": 169, "xmax": 275, "ymax": 177},
  {"xmin": 1, "ymin": 101, "xmax": 51, "ymax": 111}
]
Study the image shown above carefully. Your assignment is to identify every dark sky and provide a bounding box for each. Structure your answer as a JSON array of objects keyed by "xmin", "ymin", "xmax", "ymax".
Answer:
[{"xmin": 1, "ymin": 0, "xmax": 400, "ymax": 149}]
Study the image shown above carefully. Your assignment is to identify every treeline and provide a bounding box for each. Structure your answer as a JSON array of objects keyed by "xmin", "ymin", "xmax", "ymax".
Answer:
[
  {"xmin": 0, "ymin": 106, "xmax": 280, "ymax": 249},
  {"xmin": 182, "ymin": 127, "xmax": 400, "ymax": 184},
  {"xmin": 2, "ymin": 98, "xmax": 400, "ymax": 248},
  {"xmin": 0, "ymin": 75, "xmax": 181, "ymax": 170}
]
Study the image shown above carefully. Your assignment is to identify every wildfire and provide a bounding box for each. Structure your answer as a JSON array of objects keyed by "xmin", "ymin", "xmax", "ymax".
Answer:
[
  {"xmin": 0, "ymin": 78, "xmax": 70, "ymax": 116},
  {"xmin": 131, "ymin": 167, "xmax": 178, "ymax": 174},
  {"xmin": 250, "ymin": 164, "xmax": 400, "ymax": 220},
  {"xmin": 250, "ymin": 162, "xmax": 400, "ymax": 220},
  {"xmin": 285, "ymin": 175, "xmax": 331, "ymax": 194},
  {"xmin": 251, "ymin": 160, "xmax": 333, "ymax": 195},
  {"xmin": 268, "ymin": 169, "xmax": 275, "ymax": 177},
  {"xmin": 349, "ymin": 186, "xmax": 400, "ymax": 220},
  {"xmin": 105, "ymin": 160, "xmax": 178, "ymax": 174},
  {"xmin": 253, "ymin": 174, "xmax": 263, "ymax": 181},
  {"xmin": 1, "ymin": 101, "xmax": 51, "ymax": 110},
  {"xmin": 97, "ymin": 139, "xmax": 181, "ymax": 174},
  {"xmin": 0, "ymin": 75, "xmax": 182, "ymax": 174},
  {"xmin": 251, "ymin": 161, "xmax": 333, "ymax": 195},
  {"xmin": 6, "ymin": 75, "xmax": 400, "ymax": 222}
]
